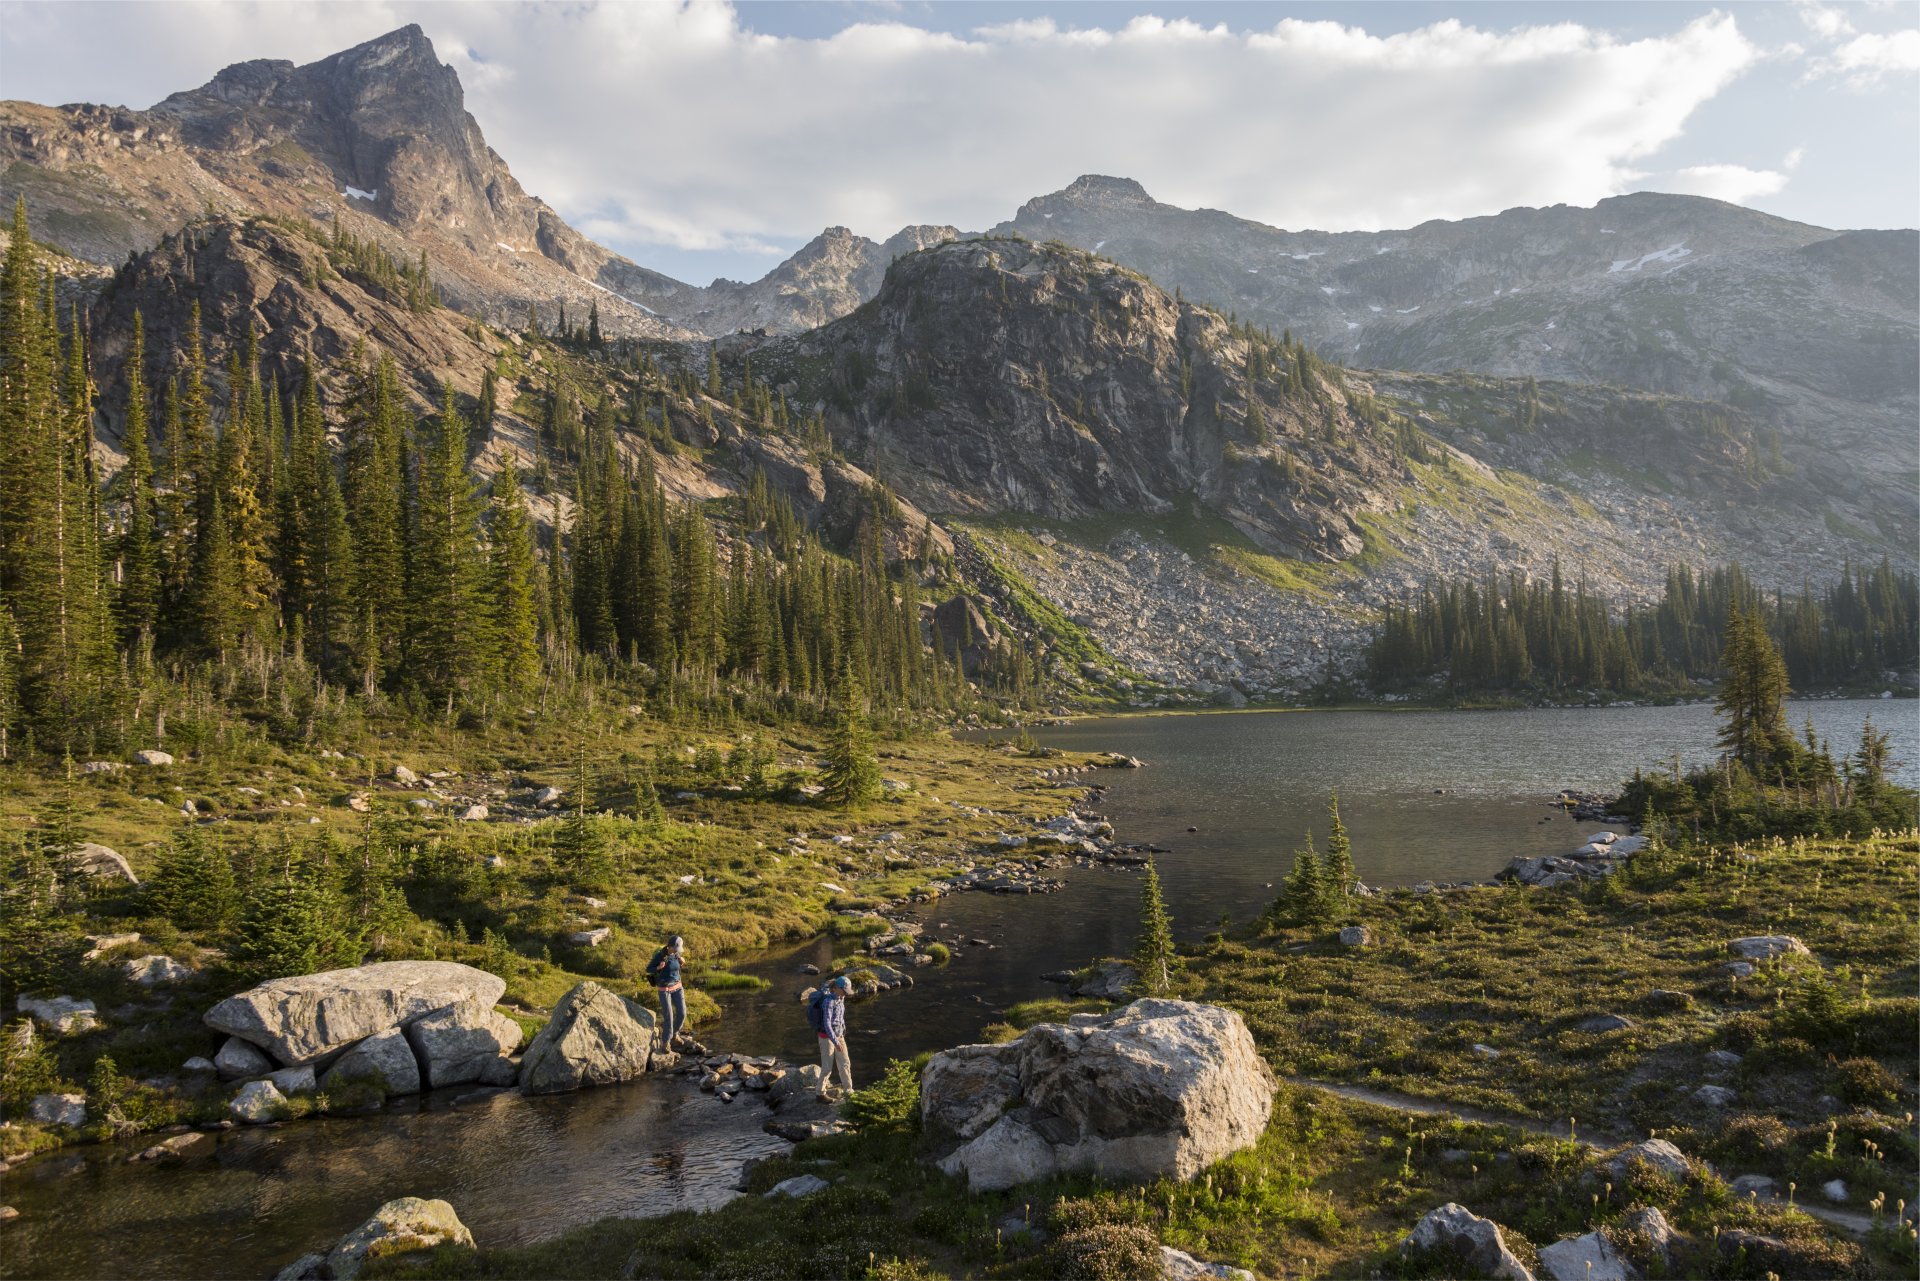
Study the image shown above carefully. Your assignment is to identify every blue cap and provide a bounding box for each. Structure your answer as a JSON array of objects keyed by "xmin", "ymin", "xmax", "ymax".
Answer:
[{"xmin": 830, "ymin": 975, "xmax": 852, "ymax": 991}]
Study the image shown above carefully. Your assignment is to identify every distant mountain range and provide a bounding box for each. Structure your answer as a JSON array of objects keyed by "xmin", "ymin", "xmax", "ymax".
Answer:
[{"xmin": 3, "ymin": 23, "xmax": 1911, "ymax": 694}]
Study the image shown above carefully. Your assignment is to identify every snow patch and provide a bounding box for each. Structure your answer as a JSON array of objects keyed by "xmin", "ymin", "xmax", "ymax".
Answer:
[
  {"xmin": 1600, "ymin": 228, "xmax": 1616, "ymax": 234},
  {"xmin": 1345, "ymin": 320, "xmax": 1360, "ymax": 330},
  {"xmin": 1367, "ymin": 304, "xmax": 1382, "ymax": 313},
  {"xmin": 1319, "ymin": 285, "xmax": 1336, "ymax": 296},
  {"xmin": 1375, "ymin": 246, "xmax": 1394, "ymax": 255},
  {"xmin": 580, "ymin": 277, "xmax": 659, "ymax": 316},
  {"xmin": 1395, "ymin": 306, "xmax": 1420, "ymax": 314},
  {"xmin": 343, "ymin": 186, "xmax": 378, "ymax": 202},
  {"xmin": 1608, "ymin": 244, "xmax": 1690, "ymax": 274},
  {"xmin": 1545, "ymin": 321, "xmax": 1556, "ymax": 330},
  {"xmin": 1286, "ymin": 251, "xmax": 1325, "ymax": 260},
  {"xmin": 1093, "ymin": 240, "xmax": 1106, "ymax": 251},
  {"xmin": 496, "ymin": 242, "xmax": 517, "ymax": 252},
  {"xmin": 1247, "ymin": 268, "xmax": 1259, "ymax": 274},
  {"xmin": 1042, "ymin": 212, "xmax": 1054, "ymax": 219}
]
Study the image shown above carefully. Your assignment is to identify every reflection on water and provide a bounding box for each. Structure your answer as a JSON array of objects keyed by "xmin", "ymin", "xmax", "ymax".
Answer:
[
  {"xmin": 2, "ymin": 1080, "xmax": 785, "ymax": 1281},
  {"xmin": 7, "ymin": 701, "xmax": 1909, "ymax": 1280}
]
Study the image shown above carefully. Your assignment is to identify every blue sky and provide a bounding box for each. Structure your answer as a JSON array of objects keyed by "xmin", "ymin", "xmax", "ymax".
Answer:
[{"xmin": 2, "ymin": 1, "xmax": 1914, "ymax": 284}]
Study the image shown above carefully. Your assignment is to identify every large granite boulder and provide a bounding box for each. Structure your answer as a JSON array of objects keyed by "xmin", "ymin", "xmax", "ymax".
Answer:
[
  {"xmin": 230, "ymin": 1079, "xmax": 289, "ymax": 1124},
  {"xmin": 276, "ymin": 1196, "xmax": 474, "ymax": 1281},
  {"xmin": 70, "ymin": 843, "xmax": 138, "ymax": 884},
  {"xmin": 518, "ymin": 982, "xmax": 656, "ymax": 1095},
  {"xmin": 321, "ymin": 1027, "xmax": 421, "ymax": 1096},
  {"xmin": 1401, "ymin": 1204, "xmax": 1535, "ymax": 1281},
  {"xmin": 405, "ymin": 999, "xmax": 522, "ymax": 1089},
  {"xmin": 922, "ymin": 999, "xmax": 1274, "ymax": 1191},
  {"xmin": 204, "ymin": 962, "xmax": 506, "ymax": 1066}
]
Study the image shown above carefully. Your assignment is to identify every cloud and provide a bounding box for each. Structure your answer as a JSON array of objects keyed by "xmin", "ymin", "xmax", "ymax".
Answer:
[
  {"xmin": 1795, "ymin": 1, "xmax": 1856, "ymax": 39},
  {"xmin": 1662, "ymin": 163, "xmax": 1793, "ymax": 204},
  {"xmin": 1808, "ymin": 28, "xmax": 1920, "ymax": 85},
  {"xmin": 1, "ymin": 2, "xmax": 1772, "ymax": 276}
]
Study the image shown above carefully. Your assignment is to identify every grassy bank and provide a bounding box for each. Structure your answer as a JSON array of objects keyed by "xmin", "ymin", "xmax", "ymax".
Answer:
[
  {"xmin": 0, "ymin": 721, "xmax": 1111, "ymax": 1159},
  {"xmin": 344, "ymin": 830, "xmax": 1917, "ymax": 1280}
]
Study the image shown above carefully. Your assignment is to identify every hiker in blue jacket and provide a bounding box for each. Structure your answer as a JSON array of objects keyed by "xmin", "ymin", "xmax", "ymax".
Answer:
[
  {"xmin": 807, "ymin": 974, "xmax": 854, "ymax": 1103},
  {"xmin": 645, "ymin": 935, "xmax": 687, "ymax": 1049}
]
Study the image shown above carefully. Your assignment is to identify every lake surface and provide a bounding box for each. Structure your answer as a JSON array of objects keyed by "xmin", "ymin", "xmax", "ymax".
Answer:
[{"xmin": 6, "ymin": 700, "xmax": 1910, "ymax": 1279}]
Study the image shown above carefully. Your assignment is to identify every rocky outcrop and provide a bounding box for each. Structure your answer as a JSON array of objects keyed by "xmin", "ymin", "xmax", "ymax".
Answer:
[
  {"xmin": 405, "ymin": 999, "xmax": 521, "ymax": 1089},
  {"xmin": 922, "ymin": 999, "xmax": 1274, "ymax": 1191},
  {"xmin": 518, "ymin": 982, "xmax": 656, "ymax": 1095},
  {"xmin": 1400, "ymin": 1204, "xmax": 1535, "ymax": 1281},
  {"xmin": 204, "ymin": 961, "xmax": 506, "ymax": 1066},
  {"xmin": 275, "ymin": 1196, "xmax": 474, "ymax": 1281}
]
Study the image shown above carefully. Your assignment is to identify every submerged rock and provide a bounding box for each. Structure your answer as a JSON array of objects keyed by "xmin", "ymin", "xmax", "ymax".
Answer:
[
  {"xmin": 923, "ymin": 998, "xmax": 1274, "ymax": 1191},
  {"xmin": 276, "ymin": 1196, "xmax": 474, "ymax": 1281}
]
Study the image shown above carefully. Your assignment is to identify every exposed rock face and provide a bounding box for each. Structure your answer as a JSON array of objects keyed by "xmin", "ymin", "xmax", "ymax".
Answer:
[
  {"xmin": 405, "ymin": 999, "xmax": 522, "ymax": 1089},
  {"xmin": 322, "ymin": 1026, "xmax": 422, "ymax": 1096},
  {"xmin": 1400, "ymin": 1203, "xmax": 1535, "ymax": 1281},
  {"xmin": 204, "ymin": 961, "xmax": 506, "ymax": 1066},
  {"xmin": 673, "ymin": 223, "xmax": 959, "ymax": 335},
  {"xmin": 518, "ymin": 981, "xmax": 656, "ymax": 1095},
  {"xmin": 994, "ymin": 178, "xmax": 1916, "ymax": 548},
  {"xmin": 922, "ymin": 999, "xmax": 1274, "ymax": 1191}
]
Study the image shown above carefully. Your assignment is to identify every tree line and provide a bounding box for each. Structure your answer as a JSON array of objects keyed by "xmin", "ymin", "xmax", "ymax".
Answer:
[
  {"xmin": 1364, "ymin": 559, "xmax": 1917, "ymax": 699},
  {"xmin": 0, "ymin": 201, "xmax": 970, "ymax": 758}
]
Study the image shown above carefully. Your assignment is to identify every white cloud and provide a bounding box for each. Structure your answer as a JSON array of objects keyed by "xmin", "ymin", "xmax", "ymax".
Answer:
[
  {"xmin": 1808, "ymin": 28, "xmax": 1920, "ymax": 85},
  {"xmin": 1661, "ymin": 163, "xmax": 1793, "ymax": 204},
  {"xmin": 0, "ymin": 2, "xmax": 1775, "ymax": 274},
  {"xmin": 1795, "ymin": 1, "xmax": 1856, "ymax": 40}
]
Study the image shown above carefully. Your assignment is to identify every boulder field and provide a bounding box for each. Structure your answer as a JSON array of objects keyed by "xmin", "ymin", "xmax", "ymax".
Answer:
[
  {"xmin": 920, "ymin": 999, "xmax": 1275, "ymax": 1191},
  {"xmin": 201, "ymin": 963, "xmax": 664, "ymax": 1117}
]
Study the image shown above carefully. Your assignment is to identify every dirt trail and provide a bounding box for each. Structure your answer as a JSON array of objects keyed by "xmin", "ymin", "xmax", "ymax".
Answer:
[{"xmin": 1285, "ymin": 1076, "xmax": 1878, "ymax": 1239}]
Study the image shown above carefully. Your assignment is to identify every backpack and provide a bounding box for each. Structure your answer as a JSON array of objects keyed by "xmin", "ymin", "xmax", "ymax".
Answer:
[
  {"xmin": 806, "ymin": 987, "xmax": 831, "ymax": 1035},
  {"xmin": 645, "ymin": 948, "xmax": 669, "ymax": 986}
]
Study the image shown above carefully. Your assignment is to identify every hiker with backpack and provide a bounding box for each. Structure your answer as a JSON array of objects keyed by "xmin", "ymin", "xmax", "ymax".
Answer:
[
  {"xmin": 645, "ymin": 935, "xmax": 687, "ymax": 1050},
  {"xmin": 806, "ymin": 974, "xmax": 855, "ymax": 1103}
]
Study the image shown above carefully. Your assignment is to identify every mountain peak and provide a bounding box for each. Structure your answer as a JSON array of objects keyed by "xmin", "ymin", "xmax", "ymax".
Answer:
[{"xmin": 1060, "ymin": 175, "xmax": 1153, "ymax": 205}]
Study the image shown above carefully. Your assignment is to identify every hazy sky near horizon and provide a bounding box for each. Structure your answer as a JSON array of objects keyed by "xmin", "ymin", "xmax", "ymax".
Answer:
[{"xmin": 1, "ymin": 0, "xmax": 1914, "ymax": 284}]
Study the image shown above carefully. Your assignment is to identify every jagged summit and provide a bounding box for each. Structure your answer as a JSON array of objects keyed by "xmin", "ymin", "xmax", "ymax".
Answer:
[{"xmin": 1059, "ymin": 175, "xmax": 1154, "ymax": 204}]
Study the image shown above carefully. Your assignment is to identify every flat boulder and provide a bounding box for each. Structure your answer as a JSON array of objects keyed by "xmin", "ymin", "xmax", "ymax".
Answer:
[
  {"xmin": 518, "ymin": 982, "xmax": 655, "ymax": 1095},
  {"xmin": 125, "ymin": 955, "xmax": 193, "ymax": 986},
  {"xmin": 1538, "ymin": 1231, "xmax": 1639, "ymax": 1281},
  {"xmin": 1605, "ymin": 1138, "xmax": 1693, "ymax": 1182},
  {"xmin": 205, "ymin": 962, "xmax": 506, "ymax": 1066},
  {"xmin": 17, "ymin": 994, "xmax": 98, "ymax": 1035},
  {"xmin": 1401, "ymin": 1204, "xmax": 1535, "ymax": 1281},
  {"xmin": 923, "ymin": 999, "xmax": 1273, "ymax": 1191},
  {"xmin": 323, "ymin": 1027, "xmax": 422, "ymax": 1096},
  {"xmin": 1728, "ymin": 936, "xmax": 1809, "ymax": 961},
  {"xmin": 1337, "ymin": 926, "xmax": 1371, "ymax": 948},
  {"xmin": 405, "ymin": 999, "xmax": 522, "ymax": 1089},
  {"xmin": 133, "ymin": 749, "xmax": 174, "ymax": 766}
]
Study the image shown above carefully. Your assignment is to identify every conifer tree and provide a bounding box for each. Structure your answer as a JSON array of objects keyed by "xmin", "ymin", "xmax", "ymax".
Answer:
[
  {"xmin": 1716, "ymin": 603, "xmax": 1792, "ymax": 770},
  {"xmin": 818, "ymin": 664, "xmax": 881, "ymax": 807},
  {"xmin": 214, "ymin": 353, "xmax": 275, "ymax": 649},
  {"xmin": 487, "ymin": 457, "xmax": 541, "ymax": 690},
  {"xmin": 1272, "ymin": 831, "xmax": 1324, "ymax": 926},
  {"xmin": 1319, "ymin": 790, "xmax": 1356, "ymax": 915},
  {"xmin": 148, "ymin": 829, "xmax": 238, "ymax": 932},
  {"xmin": 116, "ymin": 313, "xmax": 161, "ymax": 646},
  {"xmin": 408, "ymin": 383, "xmax": 491, "ymax": 699},
  {"xmin": 343, "ymin": 353, "xmax": 407, "ymax": 688},
  {"xmin": 289, "ymin": 362, "xmax": 353, "ymax": 672},
  {"xmin": 231, "ymin": 840, "xmax": 362, "ymax": 984},
  {"xmin": 1133, "ymin": 857, "xmax": 1180, "ymax": 996}
]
